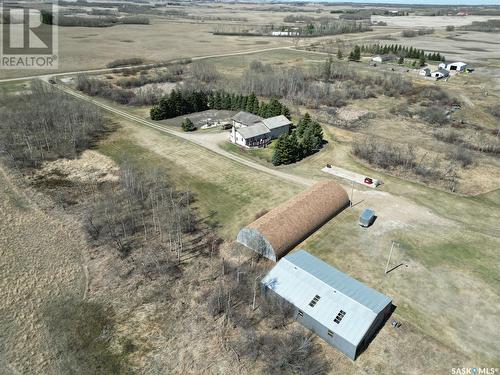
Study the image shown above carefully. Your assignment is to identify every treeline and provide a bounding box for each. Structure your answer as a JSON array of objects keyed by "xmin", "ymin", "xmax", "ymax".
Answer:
[
  {"xmin": 150, "ymin": 89, "xmax": 290, "ymax": 121},
  {"xmin": 0, "ymin": 81, "xmax": 106, "ymax": 168},
  {"xmin": 150, "ymin": 89, "xmax": 208, "ymax": 120},
  {"xmin": 272, "ymin": 113, "xmax": 324, "ymax": 166},
  {"xmin": 460, "ymin": 19, "xmax": 500, "ymax": 32},
  {"xmin": 115, "ymin": 70, "xmax": 182, "ymax": 89},
  {"xmin": 401, "ymin": 28, "xmax": 434, "ymax": 37},
  {"xmin": 106, "ymin": 58, "xmax": 144, "ymax": 68},
  {"xmin": 208, "ymin": 92, "xmax": 291, "ymax": 119},
  {"xmin": 41, "ymin": 11, "xmax": 149, "ymax": 27},
  {"xmin": 76, "ymin": 75, "xmax": 163, "ymax": 106},
  {"xmin": 295, "ymin": 19, "xmax": 371, "ymax": 37},
  {"xmin": 361, "ymin": 44, "xmax": 445, "ymax": 61}
]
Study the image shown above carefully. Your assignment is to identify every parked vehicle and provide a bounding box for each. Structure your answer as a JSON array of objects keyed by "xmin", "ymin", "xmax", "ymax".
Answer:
[
  {"xmin": 364, "ymin": 177, "xmax": 373, "ymax": 185},
  {"xmin": 359, "ymin": 208, "xmax": 376, "ymax": 227}
]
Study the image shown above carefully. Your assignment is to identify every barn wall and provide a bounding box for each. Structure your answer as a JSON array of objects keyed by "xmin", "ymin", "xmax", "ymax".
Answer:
[
  {"xmin": 296, "ymin": 308, "xmax": 357, "ymax": 360},
  {"xmin": 268, "ymin": 125, "xmax": 290, "ymax": 140}
]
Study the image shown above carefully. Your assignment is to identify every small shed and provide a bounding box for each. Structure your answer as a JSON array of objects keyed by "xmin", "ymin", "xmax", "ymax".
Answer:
[
  {"xmin": 371, "ymin": 54, "xmax": 397, "ymax": 63},
  {"xmin": 261, "ymin": 250, "xmax": 392, "ymax": 360},
  {"xmin": 431, "ymin": 69, "xmax": 449, "ymax": 79},
  {"xmin": 237, "ymin": 181, "xmax": 349, "ymax": 261}
]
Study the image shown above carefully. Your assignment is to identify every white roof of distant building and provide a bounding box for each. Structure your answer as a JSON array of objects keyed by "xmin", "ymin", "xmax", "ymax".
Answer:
[{"xmin": 262, "ymin": 115, "xmax": 291, "ymax": 130}]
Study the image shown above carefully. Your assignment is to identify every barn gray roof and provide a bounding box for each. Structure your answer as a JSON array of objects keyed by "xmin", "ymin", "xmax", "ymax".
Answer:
[
  {"xmin": 261, "ymin": 250, "xmax": 392, "ymax": 346},
  {"xmin": 237, "ymin": 122, "xmax": 270, "ymax": 139},
  {"xmin": 434, "ymin": 69, "xmax": 449, "ymax": 75},
  {"xmin": 262, "ymin": 115, "xmax": 291, "ymax": 130},
  {"xmin": 231, "ymin": 111, "xmax": 263, "ymax": 126}
]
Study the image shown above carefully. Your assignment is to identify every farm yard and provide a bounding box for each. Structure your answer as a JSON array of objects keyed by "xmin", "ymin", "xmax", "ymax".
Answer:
[{"xmin": 1, "ymin": 1, "xmax": 500, "ymax": 374}]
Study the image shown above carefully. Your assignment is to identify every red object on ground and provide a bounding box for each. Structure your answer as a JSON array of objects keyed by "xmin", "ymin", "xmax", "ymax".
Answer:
[{"xmin": 364, "ymin": 177, "xmax": 373, "ymax": 185}]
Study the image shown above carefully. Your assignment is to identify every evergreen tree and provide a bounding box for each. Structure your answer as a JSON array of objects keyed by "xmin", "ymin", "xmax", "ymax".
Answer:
[
  {"xmin": 252, "ymin": 98, "xmax": 260, "ymax": 114},
  {"xmin": 246, "ymin": 92, "xmax": 256, "ymax": 113},
  {"xmin": 349, "ymin": 45, "xmax": 361, "ymax": 61},
  {"xmin": 222, "ymin": 93, "xmax": 231, "ymax": 109},
  {"xmin": 419, "ymin": 52, "xmax": 426, "ymax": 67},
  {"xmin": 296, "ymin": 113, "xmax": 312, "ymax": 138},
  {"xmin": 398, "ymin": 56, "xmax": 404, "ymax": 64},
  {"xmin": 272, "ymin": 134, "xmax": 287, "ymax": 166},
  {"xmin": 214, "ymin": 91, "xmax": 222, "ymax": 110},
  {"xmin": 181, "ymin": 118, "xmax": 196, "ymax": 132}
]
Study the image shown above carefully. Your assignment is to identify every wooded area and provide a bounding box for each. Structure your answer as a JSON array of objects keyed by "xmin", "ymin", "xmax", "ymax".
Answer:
[{"xmin": 0, "ymin": 81, "xmax": 106, "ymax": 168}]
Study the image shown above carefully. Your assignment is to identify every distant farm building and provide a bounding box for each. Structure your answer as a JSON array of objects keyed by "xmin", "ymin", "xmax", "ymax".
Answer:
[
  {"xmin": 371, "ymin": 54, "xmax": 397, "ymax": 63},
  {"xmin": 261, "ymin": 250, "xmax": 392, "ymax": 360},
  {"xmin": 439, "ymin": 61, "xmax": 467, "ymax": 72},
  {"xmin": 419, "ymin": 68, "xmax": 431, "ymax": 77},
  {"xmin": 229, "ymin": 111, "xmax": 291, "ymax": 148},
  {"xmin": 431, "ymin": 69, "xmax": 450, "ymax": 79},
  {"xmin": 237, "ymin": 181, "xmax": 349, "ymax": 261}
]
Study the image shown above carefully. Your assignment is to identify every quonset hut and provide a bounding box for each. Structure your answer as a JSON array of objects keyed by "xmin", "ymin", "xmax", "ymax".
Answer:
[
  {"xmin": 237, "ymin": 181, "xmax": 349, "ymax": 261},
  {"xmin": 261, "ymin": 250, "xmax": 392, "ymax": 360}
]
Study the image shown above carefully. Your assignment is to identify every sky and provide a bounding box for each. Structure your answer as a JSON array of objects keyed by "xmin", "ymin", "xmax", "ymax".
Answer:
[{"xmin": 313, "ymin": 0, "xmax": 500, "ymax": 4}]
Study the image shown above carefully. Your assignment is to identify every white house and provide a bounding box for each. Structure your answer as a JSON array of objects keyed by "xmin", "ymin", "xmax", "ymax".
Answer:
[
  {"xmin": 431, "ymin": 69, "xmax": 450, "ymax": 79},
  {"xmin": 438, "ymin": 62, "xmax": 467, "ymax": 72},
  {"xmin": 229, "ymin": 112, "xmax": 291, "ymax": 148}
]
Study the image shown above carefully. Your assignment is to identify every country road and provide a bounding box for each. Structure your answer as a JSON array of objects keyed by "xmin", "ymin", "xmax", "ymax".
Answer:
[{"xmin": 0, "ymin": 45, "xmax": 294, "ymax": 84}]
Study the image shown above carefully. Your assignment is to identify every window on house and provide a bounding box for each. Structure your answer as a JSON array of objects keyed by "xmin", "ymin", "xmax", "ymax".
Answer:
[
  {"xmin": 298, "ymin": 310, "xmax": 304, "ymax": 317},
  {"xmin": 308, "ymin": 295, "xmax": 321, "ymax": 307},
  {"xmin": 327, "ymin": 330, "xmax": 334, "ymax": 337}
]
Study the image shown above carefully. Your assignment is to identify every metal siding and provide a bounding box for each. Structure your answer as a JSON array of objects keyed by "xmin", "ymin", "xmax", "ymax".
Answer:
[
  {"xmin": 285, "ymin": 251, "xmax": 391, "ymax": 313},
  {"xmin": 261, "ymin": 250, "xmax": 392, "ymax": 352}
]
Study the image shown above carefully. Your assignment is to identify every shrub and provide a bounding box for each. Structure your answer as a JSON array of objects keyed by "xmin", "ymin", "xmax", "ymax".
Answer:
[
  {"xmin": 446, "ymin": 147, "xmax": 474, "ymax": 168},
  {"xmin": 181, "ymin": 118, "xmax": 196, "ymax": 132}
]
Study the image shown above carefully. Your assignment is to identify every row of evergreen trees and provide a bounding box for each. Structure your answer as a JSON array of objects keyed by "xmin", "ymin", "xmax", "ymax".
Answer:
[
  {"xmin": 360, "ymin": 44, "xmax": 445, "ymax": 62},
  {"xmin": 151, "ymin": 90, "xmax": 291, "ymax": 121},
  {"xmin": 208, "ymin": 91, "xmax": 291, "ymax": 119},
  {"xmin": 272, "ymin": 113, "xmax": 324, "ymax": 166},
  {"xmin": 150, "ymin": 89, "xmax": 208, "ymax": 120}
]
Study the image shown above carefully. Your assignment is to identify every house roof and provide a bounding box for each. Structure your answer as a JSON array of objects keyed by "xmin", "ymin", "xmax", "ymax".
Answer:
[
  {"xmin": 237, "ymin": 122, "xmax": 270, "ymax": 139},
  {"xmin": 261, "ymin": 250, "xmax": 392, "ymax": 346},
  {"xmin": 262, "ymin": 115, "xmax": 292, "ymax": 130},
  {"xmin": 448, "ymin": 62, "xmax": 467, "ymax": 67},
  {"xmin": 231, "ymin": 111, "xmax": 263, "ymax": 126},
  {"xmin": 435, "ymin": 69, "xmax": 449, "ymax": 75}
]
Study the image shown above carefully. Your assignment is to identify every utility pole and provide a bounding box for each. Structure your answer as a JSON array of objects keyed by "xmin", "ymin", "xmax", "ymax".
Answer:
[
  {"xmin": 350, "ymin": 181, "xmax": 354, "ymax": 207},
  {"xmin": 385, "ymin": 241, "xmax": 397, "ymax": 274}
]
